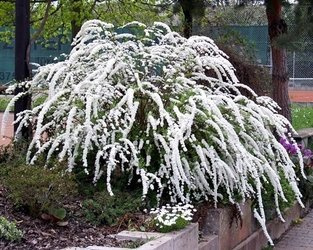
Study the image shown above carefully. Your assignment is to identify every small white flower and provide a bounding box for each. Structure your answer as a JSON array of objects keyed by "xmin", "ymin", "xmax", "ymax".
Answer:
[{"xmin": 5, "ymin": 20, "xmax": 303, "ymax": 246}]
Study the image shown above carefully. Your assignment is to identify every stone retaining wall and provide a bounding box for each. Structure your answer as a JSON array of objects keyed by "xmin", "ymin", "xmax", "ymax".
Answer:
[{"xmin": 200, "ymin": 200, "xmax": 312, "ymax": 250}]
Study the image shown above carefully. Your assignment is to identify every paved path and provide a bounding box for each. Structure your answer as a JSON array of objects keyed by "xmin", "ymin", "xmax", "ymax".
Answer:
[
  {"xmin": 0, "ymin": 113, "xmax": 14, "ymax": 146},
  {"xmin": 289, "ymin": 90, "xmax": 313, "ymax": 103},
  {"xmin": 275, "ymin": 209, "xmax": 313, "ymax": 250}
]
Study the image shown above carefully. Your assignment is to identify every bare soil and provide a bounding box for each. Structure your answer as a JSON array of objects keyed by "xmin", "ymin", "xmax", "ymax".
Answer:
[{"xmin": 0, "ymin": 186, "xmax": 135, "ymax": 250}]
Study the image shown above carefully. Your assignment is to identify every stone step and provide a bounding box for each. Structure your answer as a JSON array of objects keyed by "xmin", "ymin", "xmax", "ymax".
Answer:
[{"xmin": 294, "ymin": 128, "xmax": 313, "ymax": 148}]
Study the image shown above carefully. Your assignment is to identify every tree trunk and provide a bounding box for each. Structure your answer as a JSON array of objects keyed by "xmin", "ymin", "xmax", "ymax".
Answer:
[
  {"xmin": 71, "ymin": 0, "xmax": 83, "ymax": 40},
  {"xmin": 179, "ymin": 0, "xmax": 193, "ymax": 38},
  {"xmin": 15, "ymin": 0, "xmax": 32, "ymax": 140},
  {"xmin": 266, "ymin": 0, "xmax": 291, "ymax": 121},
  {"xmin": 271, "ymin": 47, "xmax": 291, "ymax": 120},
  {"xmin": 71, "ymin": 19, "xmax": 81, "ymax": 41}
]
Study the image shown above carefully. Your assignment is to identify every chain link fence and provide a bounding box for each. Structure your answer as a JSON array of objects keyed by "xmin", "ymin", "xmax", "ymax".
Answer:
[
  {"xmin": 193, "ymin": 25, "xmax": 271, "ymax": 65},
  {"xmin": 194, "ymin": 25, "xmax": 313, "ymax": 88},
  {"xmin": 0, "ymin": 37, "xmax": 70, "ymax": 85},
  {"xmin": 287, "ymin": 34, "xmax": 313, "ymax": 88}
]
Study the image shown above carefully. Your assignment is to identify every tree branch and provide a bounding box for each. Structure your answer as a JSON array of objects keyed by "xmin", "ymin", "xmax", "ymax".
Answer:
[
  {"xmin": 31, "ymin": 0, "xmax": 52, "ymax": 42},
  {"xmin": 31, "ymin": 2, "xmax": 61, "ymax": 24}
]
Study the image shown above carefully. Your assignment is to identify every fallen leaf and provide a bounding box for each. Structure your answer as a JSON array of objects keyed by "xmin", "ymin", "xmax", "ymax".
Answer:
[
  {"xmin": 56, "ymin": 221, "xmax": 69, "ymax": 227},
  {"xmin": 41, "ymin": 213, "xmax": 54, "ymax": 221},
  {"xmin": 41, "ymin": 232, "xmax": 54, "ymax": 237}
]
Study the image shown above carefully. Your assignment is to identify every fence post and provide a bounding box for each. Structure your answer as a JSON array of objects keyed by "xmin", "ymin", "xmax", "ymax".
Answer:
[{"xmin": 292, "ymin": 51, "xmax": 296, "ymax": 87}]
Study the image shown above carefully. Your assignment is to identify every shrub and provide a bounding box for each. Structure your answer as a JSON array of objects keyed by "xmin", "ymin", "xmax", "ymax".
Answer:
[
  {"xmin": 298, "ymin": 170, "xmax": 313, "ymax": 201},
  {"xmin": 217, "ymin": 42, "xmax": 272, "ymax": 97},
  {"xmin": 0, "ymin": 142, "xmax": 29, "ymax": 167},
  {"xmin": 82, "ymin": 190, "xmax": 142, "ymax": 226},
  {"xmin": 0, "ymin": 144, "xmax": 14, "ymax": 166},
  {"xmin": 1, "ymin": 21, "xmax": 304, "ymax": 244},
  {"xmin": 5, "ymin": 164, "xmax": 77, "ymax": 216},
  {"xmin": 262, "ymin": 172, "xmax": 295, "ymax": 220},
  {"xmin": 150, "ymin": 203, "xmax": 195, "ymax": 233},
  {"xmin": 0, "ymin": 216, "xmax": 23, "ymax": 242}
]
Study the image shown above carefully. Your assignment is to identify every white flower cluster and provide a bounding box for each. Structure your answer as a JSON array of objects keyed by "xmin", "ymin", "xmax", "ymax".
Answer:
[
  {"xmin": 150, "ymin": 203, "xmax": 195, "ymax": 229},
  {"xmin": 1, "ymin": 20, "xmax": 304, "ymax": 244}
]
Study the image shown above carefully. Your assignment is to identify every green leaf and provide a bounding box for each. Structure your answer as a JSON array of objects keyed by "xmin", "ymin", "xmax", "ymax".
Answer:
[{"xmin": 48, "ymin": 207, "xmax": 67, "ymax": 220}]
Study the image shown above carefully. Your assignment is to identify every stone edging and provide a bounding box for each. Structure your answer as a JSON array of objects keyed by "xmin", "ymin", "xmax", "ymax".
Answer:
[{"xmin": 63, "ymin": 223, "xmax": 198, "ymax": 250}]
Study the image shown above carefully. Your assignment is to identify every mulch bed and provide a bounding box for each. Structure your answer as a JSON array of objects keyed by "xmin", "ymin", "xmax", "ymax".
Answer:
[{"xmin": 0, "ymin": 186, "xmax": 136, "ymax": 250}]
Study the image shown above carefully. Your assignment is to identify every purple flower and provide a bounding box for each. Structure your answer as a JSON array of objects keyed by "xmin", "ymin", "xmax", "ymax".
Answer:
[
  {"xmin": 279, "ymin": 138, "xmax": 288, "ymax": 147},
  {"xmin": 302, "ymin": 148, "xmax": 313, "ymax": 158},
  {"xmin": 289, "ymin": 145, "xmax": 298, "ymax": 155},
  {"xmin": 279, "ymin": 137, "xmax": 298, "ymax": 155},
  {"xmin": 279, "ymin": 136, "xmax": 313, "ymax": 168}
]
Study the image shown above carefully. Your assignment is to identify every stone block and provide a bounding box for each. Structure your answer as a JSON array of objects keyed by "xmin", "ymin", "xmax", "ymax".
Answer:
[
  {"xmin": 294, "ymin": 128, "xmax": 313, "ymax": 139},
  {"xmin": 62, "ymin": 223, "xmax": 198, "ymax": 250},
  {"xmin": 137, "ymin": 235, "xmax": 173, "ymax": 250},
  {"xmin": 87, "ymin": 247, "xmax": 131, "ymax": 250},
  {"xmin": 115, "ymin": 231, "xmax": 164, "ymax": 241},
  {"xmin": 62, "ymin": 248, "xmax": 86, "ymax": 250},
  {"xmin": 198, "ymin": 235, "xmax": 219, "ymax": 250},
  {"xmin": 202, "ymin": 201, "xmax": 254, "ymax": 250},
  {"xmin": 170, "ymin": 223, "xmax": 198, "ymax": 250},
  {"xmin": 293, "ymin": 128, "xmax": 313, "ymax": 147},
  {"xmin": 138, "ymin": 223, "xmax": 198, "ymax": 250}
]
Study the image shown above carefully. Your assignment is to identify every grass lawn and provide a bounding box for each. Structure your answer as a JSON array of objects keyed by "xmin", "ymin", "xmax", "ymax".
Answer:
[
  {"xmin": 0, "ymin": 96, "xmax": 11, "ymax": 112},
  {"xmin": 0, "ymin": 95, "xmax": 46, "ymax": 112},
  {"xmin": 292, "ymin": 105, "xmax": 313, "ymax": 131}
]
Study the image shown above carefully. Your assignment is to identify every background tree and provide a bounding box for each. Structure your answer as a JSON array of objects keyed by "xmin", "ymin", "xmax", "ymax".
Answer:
[
  {"xmin": 0, "ymin": 1, "xmax": 14, "ymax": 43},
  {"xmin": 264, "ymin": 0, "xmax": 313, "ymax": 121},
  {"xmin": 0, "ymin": 0, "xmax": 168, "ymax": 44},
  {"xmin": 14, "ymin": 0, "xmax": 32, "ymax": 139},
  {"xmin": 205, "ymin": 4, "xmax": 268, "ymax": 26},
  {"xmin": 265, "ymin": 0, "xmax": 291, "ymax": 120},
  {"xmin": 281, "ymin": 0, "xmax": 313, "ymax": 50},
  {"xmin": 176, "ymin": 0, "xmax": 206, "ymax": 38}
]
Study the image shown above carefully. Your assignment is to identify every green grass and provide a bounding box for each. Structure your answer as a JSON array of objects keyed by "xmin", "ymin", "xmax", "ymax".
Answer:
[
  {"xmin": 0, "ymin": 97, "xmax": 12, "ymax": 112},
  {"xmin": 292, "ymin": 105, "xmax": 313, "ymax": 131},
  {"xmin": 0, "ymin": 95, "xmax": 46, "ymax": 112}
]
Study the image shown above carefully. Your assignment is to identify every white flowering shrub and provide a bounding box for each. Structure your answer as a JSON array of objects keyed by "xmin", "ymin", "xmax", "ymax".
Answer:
[
  {"xmin": 1, "ymin": 20, "xmax": 304, "ymax": 243},
  {"xmin": 150, "ymin": 203, "xmax": 195, "ymax": 232}
]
